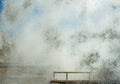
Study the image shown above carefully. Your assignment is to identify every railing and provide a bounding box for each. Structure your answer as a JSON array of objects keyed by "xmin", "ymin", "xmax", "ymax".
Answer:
[{"xmin": 53, "ymin": 71, "xmax": 91, "ymax": 81}]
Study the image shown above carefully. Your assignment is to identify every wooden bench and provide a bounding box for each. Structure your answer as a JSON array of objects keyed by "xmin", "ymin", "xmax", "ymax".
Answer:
[{"xmin": 50, "ymin": 71, "xmax": 91, "ymax": 83}]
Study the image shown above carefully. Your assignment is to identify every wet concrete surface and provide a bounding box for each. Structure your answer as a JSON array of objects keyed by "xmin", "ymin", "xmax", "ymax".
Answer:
[{"xmin": 0, "ymin": 65, "xmax": 51, "ymax": 84}]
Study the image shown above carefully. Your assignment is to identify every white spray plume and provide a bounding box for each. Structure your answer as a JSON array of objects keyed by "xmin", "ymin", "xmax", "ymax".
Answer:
[{"xmin": 0, "ymin": 0, "xmax": 120, "ymax": 83}]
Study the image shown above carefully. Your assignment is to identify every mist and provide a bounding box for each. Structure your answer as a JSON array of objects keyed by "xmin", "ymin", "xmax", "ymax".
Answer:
[{"xmin": 0, "ymin": 0, "xmax": 120, "ymax": 84}]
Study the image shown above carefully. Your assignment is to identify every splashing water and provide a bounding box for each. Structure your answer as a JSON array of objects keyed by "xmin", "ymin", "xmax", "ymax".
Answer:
[{"xmin": 0, "ymin": 0, "xmax": 120, "ymax": 84}]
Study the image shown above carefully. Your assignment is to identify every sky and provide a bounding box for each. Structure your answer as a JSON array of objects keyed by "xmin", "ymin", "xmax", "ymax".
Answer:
[
  {"xmin": 0, "ymin": 0, "xmax": 3, "ymax": 13},
  {"xmin": 0, "ymin": 0, "xmax": 120, "ymax": 38},
  {"xmin": 0, "ymin": 0, "xmax": 115, "ymax": 33}
]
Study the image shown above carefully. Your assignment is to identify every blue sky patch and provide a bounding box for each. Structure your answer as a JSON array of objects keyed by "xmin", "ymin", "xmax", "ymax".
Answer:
[
  {"xmin": 59, "ymin": 15, "xmax": 85, "ymax": 29},
  {"xmin": 31, "ymin": 6, "xmax": 43, "ymax": 19},
  {"xmin": 0, "ymin": 0, "xmax": 3, "ymax": 13}
]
